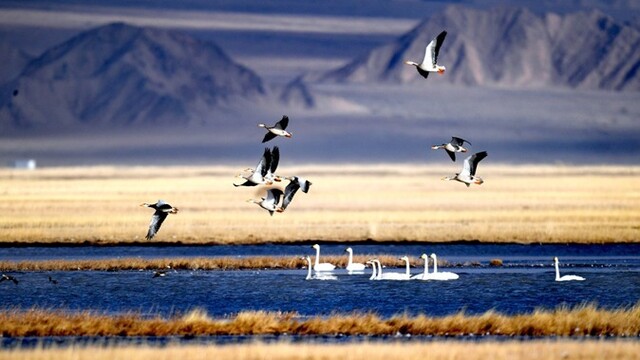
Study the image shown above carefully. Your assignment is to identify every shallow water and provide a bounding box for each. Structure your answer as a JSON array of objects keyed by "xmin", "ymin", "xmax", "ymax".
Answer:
[{"xmin": 1, "ymin": 244, "xmax": 639, "ymax": 328}]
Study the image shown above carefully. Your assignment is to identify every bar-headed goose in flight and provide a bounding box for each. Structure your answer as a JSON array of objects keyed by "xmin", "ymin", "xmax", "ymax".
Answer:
[
  {"xmin": 247, "ymin": 188, "xmax": 284, "ymax": 216},
  {"xmin": 277, "ymin": 176, "xmax": 312, "ymax": 212},
  {"xmin": 432, "ymin": 137, "xmax": 471, "ymax": 161},
  {"xmin": 234, "ymin": 148, "xmax": 272, "ymax": 187},
  {"xmin": 259, "ymin": 115, "xmax": 292, "ymax": 143},
  {"xmin": 242, "ymin": 147, "xmax": 281, "ymax": 184},
  {"xmin": 405, "ymin": 30, "xmax": 447, "ymax": 79},
  {"xmin": 442, "ymin": 151, "xmax": 488, "ymax": 187},
  {"xmin": 140, "ymin": 200, "xmax": 179, "ymax": 240}
]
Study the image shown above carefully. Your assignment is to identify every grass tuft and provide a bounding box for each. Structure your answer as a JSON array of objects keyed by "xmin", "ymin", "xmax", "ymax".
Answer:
[{"xmin": 1, "ymin": 303, "xmax": 639, "ymax": 337}]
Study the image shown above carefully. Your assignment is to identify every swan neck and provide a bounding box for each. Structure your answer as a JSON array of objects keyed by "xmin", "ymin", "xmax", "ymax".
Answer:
[
  {"xmin": 432, "ymin": 256, "xmax": 438, "ymax": 273},
  {"xmin": 555, "ymin": 260, "xmax": 560, "ymax": 280},
  {"xmin": 306, "ymin": 259, "xmax": 312, "ymax": 280},
  {"xmin": 423, "ymin": 258, "xmax": 429, "ymax": 275},
  {"xmin": 314, "ymin": 247, "xmax": 321, "ymax": 267},
  {"xmin": 405, "ymin": 259, "xmax": 410, "ymax": 276},
  {"xmin": 348, "ymin": 251, "xmax": 353, "ymax": 266}
]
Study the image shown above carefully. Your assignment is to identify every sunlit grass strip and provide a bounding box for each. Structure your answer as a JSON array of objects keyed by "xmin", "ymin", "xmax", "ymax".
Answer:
[
  {"xmin": 1, "ymin": 304, "xmax": 639, "ymax": 337},
  {"xmin": 0, "ymin": 255, "xmax": 438, "ymax": 272},
  {"xmin": 0, "ymin": 165, "xmax": 638, "ymax": 244},
  {"xmin": 3, "ymin": 341, "xmax": 640, "ymax": 360}
]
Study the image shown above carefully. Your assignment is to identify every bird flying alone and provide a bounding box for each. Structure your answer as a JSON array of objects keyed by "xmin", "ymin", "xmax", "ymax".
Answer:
[
  {"xmin": 404, "ymin": 30, "xmax": 447, "ymax": 79},
  {"xmin": 1, "ymin": 274, "xmax": 19, "ymax": 285},
  {"xmin": 140, "ymin": 200, "xmax": 179, "ymax": 240},
  {"xmin": 432, "ymin": 136, "xmax": 472, "ymax": 162},
  {"xmin": 259, "ymin": 115, "xmax": 292, "ymax": 143},
  {"xmin": 442, "ymin": 151, "xmax": 488, "ymax": 187}
]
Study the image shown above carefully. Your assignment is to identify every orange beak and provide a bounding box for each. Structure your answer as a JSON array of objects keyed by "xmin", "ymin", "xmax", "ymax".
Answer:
[{"xmin": 438, "ymin": 69, "xmax": 445, "ymax": 75}]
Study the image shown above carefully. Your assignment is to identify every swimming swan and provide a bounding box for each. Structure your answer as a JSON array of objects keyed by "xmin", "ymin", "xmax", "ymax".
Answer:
[
  {"xmin": 312, "ymin": 244, "xmax": 336, "ymax": 272},
  {"xmin": 303, "ymin": 256, "xmax": 337, "ymax": 280},
  {"xmin": 554, "ymin": 257, "xmax": 585, "ymax": 281},
  {"xmin": 411, "ymin": 253, "xmax": 434, "ymax": 280},
  {"xmin": 429, "ymin": 253, "xmax": 459, "ymax": 280},
  {"xmin": 366, "ymin": 260, "xmax": 377, "ymax": 280},
  {"xmin": 345, "ymin": 247, "xmax": 366, "ymax": 272},
  {"xmin": 373, "ymin": 259, "xmax": 411, "ymax": 281}
]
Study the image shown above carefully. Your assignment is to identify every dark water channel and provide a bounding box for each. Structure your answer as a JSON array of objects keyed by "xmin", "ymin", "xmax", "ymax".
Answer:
[{"xmin": 1, "ymin": 244, "xmax": 639, "ymax": 318}]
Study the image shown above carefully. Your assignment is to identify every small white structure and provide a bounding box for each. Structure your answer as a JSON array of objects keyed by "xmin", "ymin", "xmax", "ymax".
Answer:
[{"xmin": 13, "ymin": 159, "xmax": 36, "ymax": 170}]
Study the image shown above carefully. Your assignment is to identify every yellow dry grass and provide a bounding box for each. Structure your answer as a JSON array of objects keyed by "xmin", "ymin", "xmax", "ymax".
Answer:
[
  {"xmin": 1, "ymin": 304, "xmax": 639, "ymax": 337},
  {"xmin": 2, "ymin": 341, "xmax": 640, "ymax": 360},
  {"xmin": 0, "ymin": 164, "xmax": 638, "ymax": 244}
]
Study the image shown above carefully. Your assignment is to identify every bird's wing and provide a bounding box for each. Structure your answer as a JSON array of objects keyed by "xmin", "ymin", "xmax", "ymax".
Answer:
[
  {"xmin": 262, "ymin": 132, "xmax": 277, "ymax": 143},
  {"xmin": 446, "ymin": 149, "xmax": 456, "ymax": 162},
  {"xmin": 451, "ymin": 136, "xmax": 471, "ymax": 146},
  {"xmin": 270, "ymin": 146, "xmax": 280, "ymax": 174},
  {"xmin": 256, "ymin": 148, "xmax": 271, "ymax": 177},
  {"xmin": 233, "ymin": 180, "xmax": 257, "ymax": 187},
  {"xmin": 432, "ymin": 31, "xmax": 447, "ymax": 65},
  {"xmin": 282, "ymin": 181, "xmax": 301, "ymax": 210},
  {"xmin": 275, "ymin": 115, "xmax": 289, "ymax": 130},
  {"xmin": 266, "ymin": 188, "xmax": 284, "ymax": 204},
  {"xmin": 146, "ymin": 211, "xmax": 168, "ymax": 240},
  {"xmin": 468, "ymin": 151, "xmax": 488, "ymax": 176},
  {"xmin": 300, "ymin": 179, "xmax": 312, "ymax": 193},
  {"xmin": 416, "ymin": 67, "xmax": 430, "ymax": 79}
]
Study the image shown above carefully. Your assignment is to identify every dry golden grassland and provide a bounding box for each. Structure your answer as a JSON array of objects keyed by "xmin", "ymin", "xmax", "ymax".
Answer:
[
  {"xmin": 1, "ymin": 304, "xmax": 639, "ymax": 337},
  {"xmin": 0, "ymin": 164, "xmax": 638, "ymax": 244},
  {"xmin": 2, "ymin": 341, "xmax": 640, "ymax": 360}
]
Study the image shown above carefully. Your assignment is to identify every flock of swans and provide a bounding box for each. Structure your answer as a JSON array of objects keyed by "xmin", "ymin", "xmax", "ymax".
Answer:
[{"xmin": 305, "ymin": 244, "xmax": 585, "ymax": 282}]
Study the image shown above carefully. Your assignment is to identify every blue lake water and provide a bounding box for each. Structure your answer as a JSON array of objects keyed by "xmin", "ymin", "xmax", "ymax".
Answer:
[{"xmin": 1, "ymin": 244, "xmax": 639, "ymax": 319}]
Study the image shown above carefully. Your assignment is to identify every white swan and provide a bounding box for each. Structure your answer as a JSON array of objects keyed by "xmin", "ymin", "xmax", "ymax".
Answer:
[
  {"xmin": 303, "ymin": 256, "xmax": 337, "ymax": 280},
  {"xmin": 312, "ymin": 244, "xmax": 336, "ymax": 272},
  {"xmin": 429, "ymin": 253, "xmax": 459, "ymax": 280},
  {"xmin": 554, "ymin": 257, "xmax": 585, "ymax": 281},
  {"xmin": 345, "ymin": 247, "xmax": 366, "ymax": 272},
  {"xmin": 366, "ymin": 260, "xmax": 377, "ymax": 280},
  {"xmin": 411, "ymin": 253, "xmax": 434, "ymax": 280},
  {"xmin": 373, "ymin": 259, "xmax": 411, "ymax": 281}
]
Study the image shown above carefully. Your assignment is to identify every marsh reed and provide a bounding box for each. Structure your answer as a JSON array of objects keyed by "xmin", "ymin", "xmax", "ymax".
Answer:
[
  {"xmin": 1, "ymin": 303, "xmax": 639, "ymax": 337},
  {"xmin": 0, "ymin": 255, "xmax": 425, "ymax": 272}
]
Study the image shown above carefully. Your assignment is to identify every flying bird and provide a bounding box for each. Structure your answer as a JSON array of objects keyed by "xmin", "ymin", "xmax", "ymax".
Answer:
[
  {"xmin": 432, "ymin": 137, "xmax": 472, "ymax": 161},
  {"xmin": 1, "ymin": 274, "xmax": 19, "ymax": 285},
  {"xmin": 404, "ymin": 30, "xmax": 447, "ymax": 79},
  {"xmin": 235, "ymin": 148, "xmax": 273, "ymax": 187},
  {"xmin": 278, "ymin": 176, "xmax": 312, "ymax": 212},
  {"xmin": 48, "ymin": 276, "xmax": 58, "ymax": 285},
  {"xmin": 140, "ymin": 200, "xmax": 179, "ymax": 240},
  {"xmin": 442, "ymin": 151, "xmax": 488, "ymax": 187},
  {"xmin": 152, "ymin": 270, "xmax": 167, "ymax": 278},
  {"xmin": 247, "ymin": 188, "xmax": 284, "ymax": 216},
  {"xmin": 259, "ymin": 115, "xmax": 292, "ymax": 143}
]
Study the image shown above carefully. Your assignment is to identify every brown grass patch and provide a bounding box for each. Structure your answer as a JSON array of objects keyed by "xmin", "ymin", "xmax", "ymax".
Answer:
[
  {"xmin": 3, "ymin": 341, "xmax": 640, "ymax": 360},
  {"xmin": 0, "ymin": 255, "xmax": 418, "ymax": 272},
  {"xmin": 1, "ymin": 303, "xmax": 639, "ymax": 337},
  {"xmin": 0, "ymin": 164, "xmax": 638, "ymax": 244}
]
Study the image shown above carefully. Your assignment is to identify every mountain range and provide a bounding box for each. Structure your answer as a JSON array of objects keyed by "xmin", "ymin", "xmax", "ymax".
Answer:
[
  {"xmin": 321, "ymin": 6, "xmax": 640, "ymax": 91},
  {"xmin": 0, "ymin": 23, "xmax": 291, "ymax": 130}
]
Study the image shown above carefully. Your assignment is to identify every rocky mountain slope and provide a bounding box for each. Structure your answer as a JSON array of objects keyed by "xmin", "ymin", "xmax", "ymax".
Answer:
[
  {"xmin": 0, "ymin": 23, "xmax": 276, "ymax": 130},
  {"xmin": 322, "ymin": 6, "xmax": 640, "ymax": 91}
]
